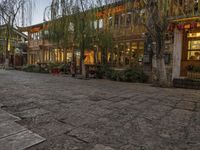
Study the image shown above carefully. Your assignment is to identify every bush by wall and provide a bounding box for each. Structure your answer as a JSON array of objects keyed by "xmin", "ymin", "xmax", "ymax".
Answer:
[{"xmin": 96, "ymin": 66, "xmax": 148, "ymax": 83}]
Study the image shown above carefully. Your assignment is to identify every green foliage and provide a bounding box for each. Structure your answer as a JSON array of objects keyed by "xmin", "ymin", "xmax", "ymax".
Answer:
[
  {"xmin": 188, "ymin": 65, "xmax": 200, "ymax": 73},
  {"xmin": 96, "ymin": 66, "xmax": 148, "ymax": 83},
  {"xmin": 22, "ymin": 64, "xmax": 36, "ymax": 72},
  {"xmin": 96, "ymin": 65, "xmax": 110, "ymax": 79},
  {"xmin": 22, "ymin": 64, "xmax": 49, "ymax": 73},
  {"xmin": 193, "ymin": 66, "xmax": 200, "ymax": 73}
]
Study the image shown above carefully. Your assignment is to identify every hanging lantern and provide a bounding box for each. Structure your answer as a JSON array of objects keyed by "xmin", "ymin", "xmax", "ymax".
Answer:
[
  {"xmin": 177, "ymin": 24, "xmax": 185, "ymax": 30},
  {"xmin": 190, "ymin": 22, "xmax": 197, "ymax": 29}
]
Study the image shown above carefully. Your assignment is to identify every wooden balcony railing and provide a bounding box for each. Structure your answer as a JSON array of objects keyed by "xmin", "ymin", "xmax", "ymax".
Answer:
[{"xmin": 168, "ymin": 1, "xmax": 200, "ymax": 19}]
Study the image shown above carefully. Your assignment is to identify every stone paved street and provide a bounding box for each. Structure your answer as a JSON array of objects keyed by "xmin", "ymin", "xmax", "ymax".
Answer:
[{"xmin": 0, "ymin": 70, "xmax": 200, "ymax": 150}]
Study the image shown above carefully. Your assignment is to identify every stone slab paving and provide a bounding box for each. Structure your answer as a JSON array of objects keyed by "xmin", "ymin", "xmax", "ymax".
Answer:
[
  {"xmin": 0, "ymin": 70, "xmax": 200, "ymax": 150},
  {"xmin": 0, "ymin": 121, "xmax": 26, "ymax": 139},
  {"xmin": 92, "ymin": 144, "xmax": 115, "ymax": 150},
  {"xmin": 0, "ymin": 130, "xmax": 45, "ymax": 150},
  {"xmin": 0, "ymin": 109, "xmax": 21, "ymax": 122},
  {"xmin": 0, "ymin": 109, "xmax": 45, "ymax": 150},
  {"xmin": 0, "ymin": 99, "xmax": 45, "ymax": 150}
]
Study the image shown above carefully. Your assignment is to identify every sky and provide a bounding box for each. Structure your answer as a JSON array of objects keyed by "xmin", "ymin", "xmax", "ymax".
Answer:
[{"xmin": 32, "ymin": 0, "xmax": 52, "ymax": 25}]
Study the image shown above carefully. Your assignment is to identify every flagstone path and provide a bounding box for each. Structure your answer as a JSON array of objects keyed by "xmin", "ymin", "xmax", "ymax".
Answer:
[
  {"xmin": 0, "ymin": 104, "xmax": 45, "ymax": 150},
  {"xmin": 0, "ymin": 70, "xmax": 200, "ymax": 150}
]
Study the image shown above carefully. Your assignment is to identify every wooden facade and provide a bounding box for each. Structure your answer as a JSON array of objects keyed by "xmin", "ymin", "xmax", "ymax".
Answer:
[
  {"xmin": 0, "ymin": 25, "xmax": 28, "ymax": 66},
  {"xmin": 22, "ymin": 1, "xmax": 146, "ymax": 69},
  {"xmin": 21, "ymin": 0, "xmax": 200, "ymax": 79}
]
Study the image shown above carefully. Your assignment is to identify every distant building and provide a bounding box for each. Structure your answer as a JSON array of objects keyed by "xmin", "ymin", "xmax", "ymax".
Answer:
[
  {"xmin": 20, "ymin": 0, "xmax": 200, "ymax": 81},
  {"xmin": 0, "ymin": 25, "xmax": 28, "ymax": 67}
]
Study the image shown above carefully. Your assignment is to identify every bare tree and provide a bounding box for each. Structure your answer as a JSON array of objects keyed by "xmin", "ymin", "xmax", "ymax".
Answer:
[
  {"xmin": 138, "ymin": 0, "xmax": 199, "ymax": 87},
  {"xmin": 0, "ymin": 0, "xmax": 34, "ymax": 68}
]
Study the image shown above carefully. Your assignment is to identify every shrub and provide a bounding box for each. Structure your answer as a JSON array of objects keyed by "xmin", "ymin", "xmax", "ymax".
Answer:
[
  {"xmin": 187, "ymin": 65, "xmax": 200, "ymax": 73},
  {"xmin": 96, "ymin": 66, "xmax": 148, "ymax": 83},
  {"xmin": 22, "ymin": 64, "xmax": 36, "ymax": 72},
  {"xmin": 96, "ymin": 65, "xmax": 110, "ymax": 79},
  {"xmin": 48, "ymin": 63, "xmax": 59, "ymax": 71},
  {"xmin": 121, "ymin": 68, "xmax": 148, "ymax": 83},
  {"xmin": 192, "ymin": 66, "xmax": 200, "ymax": 73}
]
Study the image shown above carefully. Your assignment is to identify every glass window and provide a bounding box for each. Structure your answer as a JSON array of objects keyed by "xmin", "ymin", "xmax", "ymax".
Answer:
[
  {"xmin": 188, "ymin": 40, "xmax": 200, "ymax": 50},
  {"xmin": 126, "ymin": 12, "xmax": 132, "ymax": 25},
  {"xmin": 69, "ymin": 22, "xmax": 74, "ymax": 32},
  {"xmin": 120, "ymin": 14, "xmax": 125, "ymax": 26},
  {"xmin": 94, "ymin": 20, "xmax": 98, "ymax": 29},
  {"xmin": 84, "ymin": 50, "xmax": 94, "ymax": 65},
  {"xmin": 114, "ymin": 15, "xmax": 119, "ymax": 27},
  {"xmin": 139, "ymin": 42, "xmax": 144, "ymax": 50},
  {"xmin": 188, "ymin": 32, "xmax": 200, "ymax": 38},
  {"xmin": 108, "ymin": 17, "xmax": 112, "ymax": 28},
  {"xmin": 131, "ymin": 42, "xmax": 137, "ymax": 51},
  {"xmin": 188, "ymin": 51, "xmax": 200, "ymax": 60},
  {"xmin": 99, "ymin": 19, "xmax": 103, "ymax": 29}
]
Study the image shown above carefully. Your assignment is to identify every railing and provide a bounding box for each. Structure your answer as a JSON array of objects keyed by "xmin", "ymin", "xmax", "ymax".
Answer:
[
  {"xmin": 169, "ymin": 1, "xmax": 200, "ymax": 19},
  {"xmin": 29, "ymin": 40, "xmax": 43, "ymax": 48}
]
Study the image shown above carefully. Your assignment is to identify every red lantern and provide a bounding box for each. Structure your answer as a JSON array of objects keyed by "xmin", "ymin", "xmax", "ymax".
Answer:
[
  {"xmin": 177, "ymin": 24, "xmax": 184, "ymax": 30},
  {"xmin": 190, "ymin": 22, "xmax": 197, "ymax": 29}
]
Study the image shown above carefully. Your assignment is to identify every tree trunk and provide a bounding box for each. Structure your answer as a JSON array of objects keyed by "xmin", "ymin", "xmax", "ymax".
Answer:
[
  {"xmin": 157, "ymin": 56, "xmax": 168, "ymax": 87},
  {"xmin": 4, "ymin": 24, "xmax": 10, "ymax": 69},
  {"xmin": 152, "ymin": 55, "xmax": 168, "ymax": 87},
  {"xmin": 80, "ymin": 42, "xmax": 86, "ymax": 78}
]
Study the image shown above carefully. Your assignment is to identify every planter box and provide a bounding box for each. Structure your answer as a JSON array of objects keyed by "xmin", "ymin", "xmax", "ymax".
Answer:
[
  {"xmin": 173, "ymin": 78, "xmax": 200, "ymax": 90},
  {"xmin": 187, "ymin": 72, "xmax": 200, "ymax": 79}
]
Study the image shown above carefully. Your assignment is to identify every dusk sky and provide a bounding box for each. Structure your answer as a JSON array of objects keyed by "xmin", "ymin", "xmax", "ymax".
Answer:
[{"xmin": 32, "ymin": 0, "xmax": 52, "ymax": 25}]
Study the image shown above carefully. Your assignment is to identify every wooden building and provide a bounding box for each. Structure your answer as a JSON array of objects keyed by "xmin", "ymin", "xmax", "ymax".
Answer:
[
  {"xmin": 0, "ymin": 25, "xmax": 28, "ymax": 67},
  {"xmin": 20, "ymin": 0, "xmax": 146, "ymax": 70},
  {"xmin": 21, "ymin": 0, "xmax": 200, "ymax": 80}
]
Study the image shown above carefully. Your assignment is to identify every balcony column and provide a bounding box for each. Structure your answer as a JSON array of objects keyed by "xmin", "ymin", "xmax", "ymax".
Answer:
[{"xmin": 172, "ymin": 28, "xmax": 183, "ymax": 79}]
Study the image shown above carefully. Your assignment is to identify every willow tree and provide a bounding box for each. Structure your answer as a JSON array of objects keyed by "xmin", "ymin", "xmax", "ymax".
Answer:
[
  {"xmin": 0, "ymin": 0, "xmax": 34, "ymax": 68},
  {"xmin": 50, "ymin": 0, "xmax": 104, "ymax": 77}
]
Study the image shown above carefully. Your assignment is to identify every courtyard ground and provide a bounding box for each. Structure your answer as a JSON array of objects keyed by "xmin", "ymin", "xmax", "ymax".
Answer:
[{"xmin": 0, "ymin": 70, "xmax": 200, "ymax": 150}]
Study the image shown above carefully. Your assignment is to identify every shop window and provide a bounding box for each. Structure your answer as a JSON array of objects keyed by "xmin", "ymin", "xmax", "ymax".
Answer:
[
  {"xmin": 114, "ymin": 15, "xmax": 119, "ymax": 27},
  {"xmin": 108, "ymin": 17, "xmax": 113, "ymax": 28},
  {"xmin": 126, "ymin": 12, "xmax": 132, "ymax": 26},
  {"xmin": 84, "ymin": 50, "xmax": 94, "ymax": 65},
  {"xmin": 99, "ymin": 19, "xmax": 103, "ymax": 29},
  {"xmin": 120, "ymin": 14, "xmax": 126, "ymax": 26},
  {"xmin": 68, "ymin": 22, "xmax": 74, "ymax": 32},
  {"xmin": 66, "ymin": 51, "xmax": 73, "ymax": 63},
  {"xmin": 97, "ymin": 51, "xmax": 101, "ymax": 64},
  {"xmin": 194, "ymin": 0, "xmax": 199, "ymax": 13},
  {"xmin": 131, "ymin": 42, "xmax": 137, "ymax": 51},
  {"xmin": 188, "ymin": 40, "xmax": 200, "ymax": 50},
  {"xmin": 188, "ymin": 32, "xmax": 200, "ymax": 38},
  {"xmin": 139, "ymin": 42, "xmax": 144, "ymax": 50},
  {"xmin": 188, "ymin": 51, "xmax": 200, "ymax": 60},
  {"xmin": 107, "ymin": 52, "xmax": 111, "ymax": 63},
  {"xmin": 94, "ymin": 20, "xmax": 98, "ymax": 29},
  {"xmin": 187, "ymin": 35, "xmax": 200, "ymax": 60}
]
